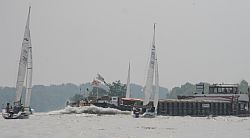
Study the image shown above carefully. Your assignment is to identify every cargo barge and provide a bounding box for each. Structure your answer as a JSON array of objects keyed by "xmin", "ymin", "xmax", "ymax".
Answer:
[{"xmin": 158, "ymin": 84, "xmax": 250, "ymax": 116}]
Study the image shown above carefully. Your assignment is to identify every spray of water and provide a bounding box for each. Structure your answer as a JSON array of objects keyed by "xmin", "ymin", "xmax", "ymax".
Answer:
[{"xmin": 48, "ymin": 105, "xmax": 131, "ymax": 115}]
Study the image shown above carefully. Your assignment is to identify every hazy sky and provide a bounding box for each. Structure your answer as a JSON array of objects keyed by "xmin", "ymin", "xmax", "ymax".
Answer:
[{"xmin": 0, "ymin": 0, "xmax": 250, "ymax": 88}]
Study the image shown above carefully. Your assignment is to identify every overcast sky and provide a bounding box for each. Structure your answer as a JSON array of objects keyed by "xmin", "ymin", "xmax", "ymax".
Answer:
[{"xmin": 0, "ymin": 0, "xmax": 250, "ymax": 88}]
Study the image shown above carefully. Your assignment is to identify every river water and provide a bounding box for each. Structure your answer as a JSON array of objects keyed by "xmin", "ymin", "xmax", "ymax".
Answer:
[{"xmin": 0, "ymin": 107, "xmax": 249, "ymax": 138}]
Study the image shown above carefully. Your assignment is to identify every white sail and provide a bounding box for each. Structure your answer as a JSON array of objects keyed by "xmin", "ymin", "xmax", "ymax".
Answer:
[
  {"xmin": 24, "ymin": 30, "xmax": 32, "ymax": 108},
  {"xmin": 15, "ymin": 6, "xmax": 31, "ymax": 102},
  {"xmin": 153, "ymin": 55, "xmax": 159, "ymax": 112},
  {"xmin": 125, "ymin": 62, "xmax": 131, "ymax": 98},
  {"xmin": 143, "ymin": 24, "xmax": 156, "ymax": 106}
]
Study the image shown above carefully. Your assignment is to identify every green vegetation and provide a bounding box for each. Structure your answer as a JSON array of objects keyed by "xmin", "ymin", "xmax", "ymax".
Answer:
[{"xmin": 107, "ymin": 80, "xmax": 127, "ymax": 97}]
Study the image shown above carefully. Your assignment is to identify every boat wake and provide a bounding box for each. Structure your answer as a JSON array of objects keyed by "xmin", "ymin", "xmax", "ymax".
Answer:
[{"xmin": 47, "ymin": 105, "xmax": 131, "ymax": 115}]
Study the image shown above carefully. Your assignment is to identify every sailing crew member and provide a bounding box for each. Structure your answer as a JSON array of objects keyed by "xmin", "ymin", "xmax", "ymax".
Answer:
[
  {"xmin": 6, "ymin": 103, "xmax": 10, "ymax": 113},
  {"xmin": 150, "ymin": 106, "xmax": 155, "ymax": 113}
]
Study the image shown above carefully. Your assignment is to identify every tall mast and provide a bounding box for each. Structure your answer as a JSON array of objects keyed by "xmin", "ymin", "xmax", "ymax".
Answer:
[
  {"xmin": 26, "ymin": 6, "xmax": 31, "ymax": 29},
  {"xmin": 153, "ymin": 23, "xmax": 159, "ymax": 111},
  {"xmin": 125, "ymin": 62, "xmax": 131, "ymax": 98},
  {"xmin": 153, "ymin": 23, "xmax": 156, "ymax": 47}
]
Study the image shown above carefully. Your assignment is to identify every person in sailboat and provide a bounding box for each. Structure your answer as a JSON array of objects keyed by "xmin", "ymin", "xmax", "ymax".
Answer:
[
  {"xmin": 13, "ymin": 104, "xmax": 18, "ymax": 114},
  {"xmin": 132, "ymin": 106, "xmax": 140, "ymax": 118},
  {"xmin": 150, "ymin": 106, "xmax": 155, "ymax": 113},
  {"xmin": 21, "ymin": 104, "xmax": 24, "ymax": 112},
  {"xmin": 5, "ymin": 103, "xmax": 14, "ymax": 117},
  {"xmin": 13, "ymin": 101, "xmax": 22, "ymax": 114},
  {"xmin": 5, "ymin": 103, "xmax": 10, "ymax": 113},
  {"xmin": 6, "ymin": 103, "xmax": 10, "ymax": 112}
]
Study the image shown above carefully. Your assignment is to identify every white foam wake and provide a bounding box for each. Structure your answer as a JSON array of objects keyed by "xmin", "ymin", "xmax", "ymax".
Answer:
[{"xmin": 48, "ymin": 105, "xmax": 131, "ymax": 115}]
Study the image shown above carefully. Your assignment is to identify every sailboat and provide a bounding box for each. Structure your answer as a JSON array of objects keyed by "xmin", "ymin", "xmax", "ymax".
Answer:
[
  {"xmin": 2, "ymin": 6, "xmax": 33, "ymax": 119},
  {"xmin": 133, "ymin": 24, "xmax": 159, "ymax": 118}
]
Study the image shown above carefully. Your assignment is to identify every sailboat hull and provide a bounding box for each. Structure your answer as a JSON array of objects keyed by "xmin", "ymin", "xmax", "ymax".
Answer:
[
  {"xmin": 141, "ymin": 111, "xmax": 156, "ymax": 118},
  {"xmin": 131, "ymin": 106, "xmax": 156, "ymax": 118},
  {"xmin": 2, "ymin": 109, "xmax": 29, "ymax": 119},
  {"xmin": 131, "ymin": 111, "xmax": 156, "ymax": 118}
]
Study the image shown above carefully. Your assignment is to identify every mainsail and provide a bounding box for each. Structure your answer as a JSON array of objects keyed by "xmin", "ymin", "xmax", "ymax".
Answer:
[
  {"xmin": 24, "ymin": 25, "xmax": 32, "ymax": 108},
  {"xmin": 143, "ymin": 24, "xmax": 156, "ymax": 106},
  {"xmin": 15, "ymin": 6, "xmax": 31, "ymax": 103},
  {"xmin": 154, "ymin": 54, "xmax": 159, "ymax": 112},
  {"xmin": 125, "ymin": 62, "xmax": 131, "ymax": 98}
]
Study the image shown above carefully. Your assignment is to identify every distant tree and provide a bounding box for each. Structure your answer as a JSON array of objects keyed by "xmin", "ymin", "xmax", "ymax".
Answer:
[
  {"xmin": 169, "ymin": 82, "xmax": 195, "ymax": 99},
  {"xmin": 107, "ymin": 80, "xmax": 126, "ymax": 97},
  {"xmin": 239, "ymin": 80, "xmax": 249, "ymax": 94},
  {"xmin": 90, "ymin": 87, "xmax": 108, "ymax": 97}
]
